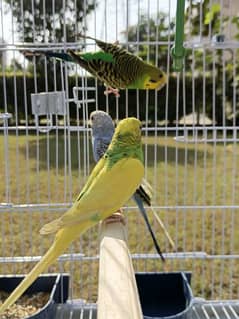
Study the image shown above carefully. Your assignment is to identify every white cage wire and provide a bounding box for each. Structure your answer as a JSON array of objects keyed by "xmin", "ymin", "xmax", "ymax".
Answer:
[{"xmin": 0, "ymin": 0, "xmax": 239, "ymax": 317}]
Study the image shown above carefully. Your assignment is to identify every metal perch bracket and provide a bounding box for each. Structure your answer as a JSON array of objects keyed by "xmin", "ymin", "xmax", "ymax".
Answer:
[
  {"xmin": 31, "ymin": 87, "xmax": 96, "ymax": 132},
  {"xmin": 31, "ymin": 91, "xmax": 66, "ymax": 133}
]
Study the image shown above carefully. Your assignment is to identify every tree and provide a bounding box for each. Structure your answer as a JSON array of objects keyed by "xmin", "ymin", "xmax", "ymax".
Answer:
[
  {"xmin": 185, "ymin": 0, "xmax": 239, "ymax": 125},
  {"xmin": 123, "ymin": 13, "xmax": 174, "ymax": 67},
  {"xmin": 186, "ymin": 0, "xmax": 239, "ymax": 40},
  {"xmin": 1, "ymin": 1, "xmax": 97, "ymax": 124},
  {"xmin": 4, "ymin": 0, "xmax": 97, "ymax": 43}
]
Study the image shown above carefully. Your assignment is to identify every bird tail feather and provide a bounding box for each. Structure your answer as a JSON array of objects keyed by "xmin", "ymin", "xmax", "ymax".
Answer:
[
  {"xmin": 0, "ymin": 223, "xmax": 87, "ymax": 314},
  {"xmin": 136, "ymin": 178, "xmax": 152, "ymax": 206},
  {"xmin": 24, "ymin": 50, "xmax": 73, "ymax": 62},
  {"xmin": 133, "ymin": 193, "xmax": 165, "ymax": 262},
  {"xmin": 0, "ymin": 245, "xmax": 60, "ymax": 314},
  {"xmin": 150, "ymin": 207, "xmax": 176, "ymax": 251}
]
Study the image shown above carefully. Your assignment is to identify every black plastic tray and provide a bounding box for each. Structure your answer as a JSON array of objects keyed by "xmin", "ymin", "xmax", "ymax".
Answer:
[
  {"xmin": 135, "ymin": 272, "xmax": 193, "ymax": 319},
  {"xmin": 0, "ymin": 273, "xmax": 69, "ymax": 319}
]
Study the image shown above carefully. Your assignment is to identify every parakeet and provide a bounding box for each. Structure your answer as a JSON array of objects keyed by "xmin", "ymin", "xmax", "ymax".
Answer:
[
  {"xmin": 25, "ymin": 34, "xmax": 167, "ymax": 97},
  {"xmin": 90, "ymin": 111, "xmax": 175, "ymax": 259},
  {"xmin": 90, "ymin": 110, "xmax": 115, "ymax": 162},
  {"xmin": 0, "ymin": 117, "xmax": 144, "ymax": 314}
]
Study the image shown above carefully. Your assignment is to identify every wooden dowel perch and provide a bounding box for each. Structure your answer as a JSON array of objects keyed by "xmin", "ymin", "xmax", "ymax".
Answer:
[{"xmin": 97, "ymin": 212, "xmax": 143, "ymax": 319}]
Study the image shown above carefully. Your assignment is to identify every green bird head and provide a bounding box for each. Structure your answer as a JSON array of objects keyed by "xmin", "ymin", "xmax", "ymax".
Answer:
[
  {"xmin": 105, "ymin": 117, "xmax": 143, "ymax": 167},
  {"xmin": 142, "ymin": 64, "xmax": 167, "ymax": 91},
  {"xmin": 114, "ymin": 117, "xmax": 142, "ymax": 144}
]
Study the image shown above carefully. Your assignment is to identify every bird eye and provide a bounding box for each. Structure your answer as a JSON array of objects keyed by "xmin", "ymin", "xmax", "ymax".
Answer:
[
  {"xmin": 91, "ymin": 116, "xmax": 94, "ymax": 121},
  {"xmin": 159, "ymin": 73, "xmax": 163, "ymax": 78}
]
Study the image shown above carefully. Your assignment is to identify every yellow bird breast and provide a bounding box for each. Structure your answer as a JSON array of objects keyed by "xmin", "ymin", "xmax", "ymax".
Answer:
[
  {"xmin": 108, "ymin": 157, "xmax": 144, "ymax": 198},
  {"xmin": 96, "ymin": 157, "xmax": 145, "ymax": 219},
  {"xmin": 85, "ymin": 157, "xmax": 145, "ymax": 213},
  {"xmin": 58, "ymin": 157, "xmax": 145, "ymax": 228}
]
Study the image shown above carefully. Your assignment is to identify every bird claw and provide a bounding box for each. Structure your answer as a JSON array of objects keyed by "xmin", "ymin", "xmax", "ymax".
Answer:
[
  {"xmin": 23, "ymin": 50, "xmax": 35, "ymax": 56},
  {"xmin": 104, "ymin": 87, "xmax": 120, "ymax": 97},
  {"xmin": 104, "ymin": 209, "xmax": 125, "ymax": 225},
  {"xmin": 23, "ymin": 50, "xmax": 41, "ymax": 57}
]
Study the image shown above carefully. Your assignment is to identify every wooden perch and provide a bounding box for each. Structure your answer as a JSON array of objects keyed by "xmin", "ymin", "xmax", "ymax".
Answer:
[{"xmin": 97, "ymin": 213, "xmax": 143, "ymax": 319}]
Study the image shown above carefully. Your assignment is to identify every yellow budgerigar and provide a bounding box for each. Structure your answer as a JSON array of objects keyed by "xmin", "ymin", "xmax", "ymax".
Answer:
[{"xmin": 0, "ymin": 117, "xmax": 144, "ymax": 314}]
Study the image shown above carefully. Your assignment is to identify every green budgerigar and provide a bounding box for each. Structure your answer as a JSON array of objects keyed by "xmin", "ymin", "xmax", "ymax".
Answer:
[{"xmin": 25, "ymin": 34, "xmax": 167, "ymax": 97}]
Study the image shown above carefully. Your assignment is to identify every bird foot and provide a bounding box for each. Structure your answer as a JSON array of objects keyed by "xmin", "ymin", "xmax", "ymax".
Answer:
[
  {"xmin": 23, "ymin": 50, "xmax": 37, "ymax": 56},
  {"xmin": 104, "ymin": 87, "xmax": 120, "ymax": 97},
  {"xmin": 104, "ymin": 209, "xmax": 125, "ymax": 225}
]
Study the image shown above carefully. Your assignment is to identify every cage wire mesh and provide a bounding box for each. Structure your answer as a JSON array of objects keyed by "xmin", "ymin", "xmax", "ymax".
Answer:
[{"xmin": 0, "ymin": 0, "xmax": 238, "ymax": 311}]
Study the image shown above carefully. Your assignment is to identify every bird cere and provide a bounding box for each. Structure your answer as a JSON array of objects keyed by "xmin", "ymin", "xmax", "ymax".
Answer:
[{"xmin": 25, "ymin": 34, "xmax": 167, "ymax": 97}]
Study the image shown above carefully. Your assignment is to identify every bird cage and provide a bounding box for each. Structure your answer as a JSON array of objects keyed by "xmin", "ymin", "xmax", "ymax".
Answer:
[{"xmin": 0, "ymin": 0, "xmax": 238, "ymax": 318}]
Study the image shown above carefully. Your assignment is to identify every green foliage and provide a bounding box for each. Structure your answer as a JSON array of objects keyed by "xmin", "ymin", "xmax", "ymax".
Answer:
[
  {"xmin": 185, "ymin": 0, "xmax": 238, "ymax": 39},
  {"xmin": 4, "ymin": 0, "xmax": 97, "ymax": 43},
  {"xmin": 204, "ymin": 3, "xmax": 221, "ymax": 25},
  {"xmin": 124, "ymin": 13, "xmax": 174, "ymax": 66},
  {"xmin": 185, "ymin": 0, "xmax": 220, "ymax": 37},
  {"xmin": 231, "ymin": 16, "xmax": 239, "ymax": 40},
  {"xmin": 3, "ymin": 0, "xmax": 98, "ymax": 98}
]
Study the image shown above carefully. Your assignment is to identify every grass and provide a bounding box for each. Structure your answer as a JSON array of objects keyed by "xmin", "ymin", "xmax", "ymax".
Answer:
[{"xmin": 0, "ymin": 131, "xmax": 239, "ymax": 301}]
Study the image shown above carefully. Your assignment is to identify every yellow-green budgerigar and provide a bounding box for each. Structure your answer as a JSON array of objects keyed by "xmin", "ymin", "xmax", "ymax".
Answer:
[
  {"xmin": 25, "ymin": 34, "xmax": 167, "ymax": 97},
  {"xmin": 90, "ymin": 110, "xmax": 175, "ymax": 258},
  {"xmin": 0, "ymin": 117, "xmax": 144, "ymax": 314}
]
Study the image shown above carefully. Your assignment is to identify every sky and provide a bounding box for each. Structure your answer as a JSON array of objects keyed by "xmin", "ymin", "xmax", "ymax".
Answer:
[{"xmin": 86, "ymin": 0, "xmax": 177, "ymax": 42}]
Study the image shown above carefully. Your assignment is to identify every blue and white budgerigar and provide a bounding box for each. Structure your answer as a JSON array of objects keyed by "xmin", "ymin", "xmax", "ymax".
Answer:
[
  {"xmin": 91, "ymin": 110, "xmax": 115, "ymax": 162},
  {"xmin": 90, "ymin": 111, "xmax": 175, "ymax": 260}
]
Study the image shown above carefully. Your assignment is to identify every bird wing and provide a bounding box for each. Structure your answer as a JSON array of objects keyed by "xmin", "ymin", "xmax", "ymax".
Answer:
[
  {"xmin": 39, "ymin": 156, "xmax": 105, "ymax": 235},
  {"xmin": 40, "ymin": 157, "xmax": 144, "ymax": 234},
  {"xmin": 67, "ymin": 49, "xmax": 128, "ymax": 88},
  {"xmin": 67, "ymin": 49, "xmax": 114, "ymax": 78}
]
